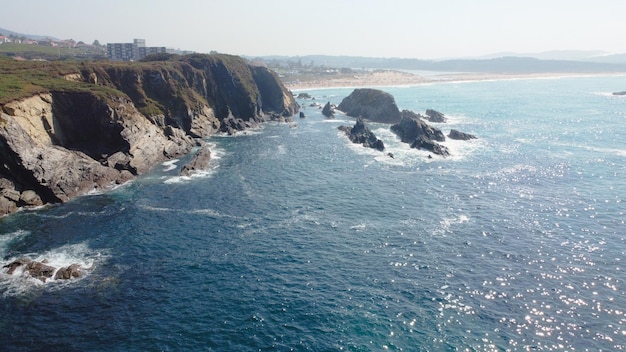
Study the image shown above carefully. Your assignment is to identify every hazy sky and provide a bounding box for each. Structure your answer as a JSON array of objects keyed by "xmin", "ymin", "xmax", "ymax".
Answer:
[{"xmin": 1, "ymin": 0, "xmax": 624, "ymax": 59}]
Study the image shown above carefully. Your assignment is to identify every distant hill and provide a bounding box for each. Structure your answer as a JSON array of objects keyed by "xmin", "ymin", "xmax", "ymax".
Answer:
[
  {"xmin": 473, "ymin": 50, "xmax": 609, "ymax": 61},
  {"xmin": 258, "ymin": 54, "xmax": 626, "ymax": 74},
  {"xmin": 0, "ymin": 27, "xmax": 58, "ymax": 41}
]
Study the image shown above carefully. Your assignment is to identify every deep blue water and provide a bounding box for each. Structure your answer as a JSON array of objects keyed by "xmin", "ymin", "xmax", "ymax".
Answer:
[{"xmin": 1, "ymin": 76, "xmax": 625, "ymax": 351}]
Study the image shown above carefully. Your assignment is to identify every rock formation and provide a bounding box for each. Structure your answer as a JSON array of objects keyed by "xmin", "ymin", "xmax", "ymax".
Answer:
[
  {"xmin": 391, "ymin": 112, "xmax": 450, "ymax": 157},
  {"xmin": 3, "ymin": 257, "xmax": 81, "ymax": 282},
  {"xmin": 337, "ymin": 88, "xmax": 401, "ymax": 124},
  {"xmin": 338, "ymin": 118, "xmax": 385, "ymax": 151},
  {"xmin": 322, "ymin": 102, "xmax": 335, "ymax": 118},
  {"xmin": 297, "ymin": 92, "xmax": 312, "ymax": 99},
  {"xmin": 0, "ymin": 53, "xmax": 298, "ymax": 215},
  {"xmin": 448, "ymin": 129, "xmax": 477, "ymax": 140},
  {"xmin": 424, "ymin": 109, "xmax": 447, "ymax": 123},
  {"xmin": 180, "ymin": 145, "xmax": 212, "ymax": 176}
]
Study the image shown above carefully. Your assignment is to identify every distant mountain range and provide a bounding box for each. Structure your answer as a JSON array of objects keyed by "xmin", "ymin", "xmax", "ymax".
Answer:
[
  {"xmin": 3, "ymin": 27, "xmax": 626, "ymax": 74},
  {"xmin": 258, "ymin": 54, "xmax": 626, "ymax": 74}
]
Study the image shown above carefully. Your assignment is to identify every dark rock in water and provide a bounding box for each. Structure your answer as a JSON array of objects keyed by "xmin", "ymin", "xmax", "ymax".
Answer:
[
  {"xmin": 448, "ymin": 129, "xmax": 477, "ymax": 140},
  {"xmin": 322, "ymin": 102, "xmax": 335, "ymax": 118},
  {"xmin": 400, "ymin": 109, "xmax": 423, "ymax": 121},
  {"xmin": 424, "ymin": 109, "xmax": 447, "ymax": 123},
  {"xmin": 338, "ymin": 118, "xmax": 385, "ymax": 151},
  {"xmin": 299, "ymin": 111, "xmax": 306, "ymax": 118},
  {"xmin": 180, "ymin": 145, "xmax": 212, "ymax": 176},
  {"xmin": 393, "ymin": 111, "xmax": 446, "ymax": 143},
  {"xmin": 391, "ymin": 113, "xmax": 449, "ymax": 157},
  {"xmin": 55, "ymin": 264, "xmax": 82, "ymax": 280},
  {"xmin": 411, "ymin": 136, "xmax": 450, "ymax": 157},
  {"xmin": 613, "ymin": 91, "xmax": 626, "ymax": 96},
  {"xmin": 297, "ymin": 92, "xmax": 312, "ymax": 99},
  {"xmin": 3, "ymin": 257, "xmax": 32, "ymax": 275},
  {"xmin": 24, "ymin": 260, "xmax": 56, "ymax": 282},
  {"xmin": 4, "ymin": 257, "xmax": 82, "ymax": 281},
  {"xmin": 337, "ymin": 88, "xmax": 401, "ymax": 124},
  {"xmin": 387, "ymin": 152, "xmax": 395, "ymax": 159}
]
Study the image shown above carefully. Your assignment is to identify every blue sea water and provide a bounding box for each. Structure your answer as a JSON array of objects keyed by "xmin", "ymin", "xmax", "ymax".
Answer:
[{"xmin": 1, "ymin": 75, "xmax": 625, "ymax": 351}]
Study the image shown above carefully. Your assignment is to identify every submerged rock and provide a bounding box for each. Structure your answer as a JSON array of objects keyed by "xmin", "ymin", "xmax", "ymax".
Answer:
[{"xmin": 338, "ymin": 118, "xmax": 385, "ymax": 151}]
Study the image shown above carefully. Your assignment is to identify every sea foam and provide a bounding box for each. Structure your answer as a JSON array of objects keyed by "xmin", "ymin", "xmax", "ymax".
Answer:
[{"xmin": 1, "ymin": 241, "xmax": 109, "ymax": 297}]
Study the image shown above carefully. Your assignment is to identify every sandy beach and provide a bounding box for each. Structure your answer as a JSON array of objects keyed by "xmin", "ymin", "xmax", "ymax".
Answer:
[{"xmin": 283, "ymin": 69, "xmax": 626, "ymax": 91}]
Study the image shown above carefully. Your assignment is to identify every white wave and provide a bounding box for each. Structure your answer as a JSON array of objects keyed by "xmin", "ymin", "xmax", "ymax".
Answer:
[
  {"xmin": 1, "ymin": 242, "xmax": 109, "ymax": 297},
  {"xmin": 163, "ymin": 169, "xmax": 216, "ymax": 184},
  {"xmin": 435, "ymin": 214, "xmax": 470, "ymax": 235},
  {"xmin": 162, "ymin": 143, "xmax": 224, "ymax": 183},
  {"xmin": 439, "ymin": 137, "xmax": 485, "ymax": 161},
  {"xmin": 554, "ymin": 143, "xmax": 626, "ymax": 158},
  {"xmin": 350, "ymin": 223, "xmax": 367, "ymax": 231},
  {"xmin": 138, "ymin": 203, "xmax": 233, "ymax": 219},
  {"xmin": 214, "ymin": 126, "xmax": 265, "ymax": 137},
  {"xmin": 593, "ymin": 91, "xmax": 626, "ymax": 97},
  {"xmin": 162, "ymin": 159, "xmax": 179, "ymax": 172}
]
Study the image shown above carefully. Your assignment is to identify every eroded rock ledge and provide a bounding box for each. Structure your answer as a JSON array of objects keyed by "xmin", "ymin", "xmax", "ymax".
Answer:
[{"xmin": 0, "ymin": 54, "xmax": 298, "ymax": 215}]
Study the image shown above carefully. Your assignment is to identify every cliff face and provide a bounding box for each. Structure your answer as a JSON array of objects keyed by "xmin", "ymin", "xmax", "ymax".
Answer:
[{"xmin": 0, "ymin": 54, "xmax": 298, "ymax": 215}]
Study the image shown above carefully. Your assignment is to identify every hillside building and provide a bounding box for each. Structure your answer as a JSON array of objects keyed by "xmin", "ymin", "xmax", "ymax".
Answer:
[{"xmin": 107, "ymin": 39, "xmax": 166, "ymax": 61}]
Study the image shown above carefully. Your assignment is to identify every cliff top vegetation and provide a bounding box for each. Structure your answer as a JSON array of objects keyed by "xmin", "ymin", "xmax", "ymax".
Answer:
[{"xmin": 0, "ymin": 53, "xmax": 263, "ymax": 107}]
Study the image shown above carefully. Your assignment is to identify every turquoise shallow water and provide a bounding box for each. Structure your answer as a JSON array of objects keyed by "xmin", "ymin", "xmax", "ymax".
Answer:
[{"xmin": 1, "ymin": 76, "xmax": 625, "ymax": 351}]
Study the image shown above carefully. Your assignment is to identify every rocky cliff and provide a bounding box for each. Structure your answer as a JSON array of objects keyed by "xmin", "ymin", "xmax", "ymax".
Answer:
[{"xmin": 0, "ymin": 54, "xmax": 298, "ymax": 215}]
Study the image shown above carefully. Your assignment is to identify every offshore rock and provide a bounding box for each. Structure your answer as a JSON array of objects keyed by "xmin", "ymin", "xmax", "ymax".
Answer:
[
  {"xmin": 337, "ymin": 88, "xmax": 401, "ymax": 124},
  {"xmin": 3, "ymin": 258, "xmax": 82, "ymax": 281},
  {"xmin": 322, "ymin": 102, "xmax": 335, "ymax": 118},
  {"xmin": 448, "ymin": 129, "xmax": 477, "ymax": 140},
  {"xmin": 297, "ymin": 92, "xmax": 312, "ymax": 99},
  {"xmin": 411, "ymin": 135, "xmax": 450, "ymax": 157},
  {"xmin": 180, "ymin": 145, "xmax": 212, "ymax": 176},
  {"xmin": 392, "ymin": 111, "xmax": 446, "ymax": 143},
  {"xmin": 424, "ymin": 109, "xmax": 447, "ymax": 123},
  {"xmin": 0, "ymin": 54, "xmax": 297, "ymax": 216},
  {"xmin": 391, "ymin": 113, "xmax": 449, "ymax": 156},
  {"xmin": 338, "ymin": 118, "xmax": 385, "ymax": 151},
  {"xmin": 54, "ymin": 264, "xmax": 82, "ymax": 280}
]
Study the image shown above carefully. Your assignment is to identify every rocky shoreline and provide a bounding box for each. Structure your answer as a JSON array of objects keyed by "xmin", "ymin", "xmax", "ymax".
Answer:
[{"xmin": 0, "ymin": 54, "xmax": 298, "ymax": 216}]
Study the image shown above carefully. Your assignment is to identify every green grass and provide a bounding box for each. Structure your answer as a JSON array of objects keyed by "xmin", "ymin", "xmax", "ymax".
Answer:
[
  {"xmin": 0, "ymin": 53, "xmax": 268, "ymax": 118},
  {"xmin": 0, "ymin": 42, "xmax": 107, "ymax": 61}
]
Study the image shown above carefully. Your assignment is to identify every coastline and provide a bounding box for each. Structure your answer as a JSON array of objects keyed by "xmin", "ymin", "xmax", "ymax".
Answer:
[{"xmin": 283, "ymin": 69, "xmax": 626, "ymax": 91}]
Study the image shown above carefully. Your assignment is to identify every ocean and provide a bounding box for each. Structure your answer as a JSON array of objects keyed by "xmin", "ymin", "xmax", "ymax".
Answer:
[{"xmin": 1, "ymin": 75, "xmax": 625, "ymax": 351}]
